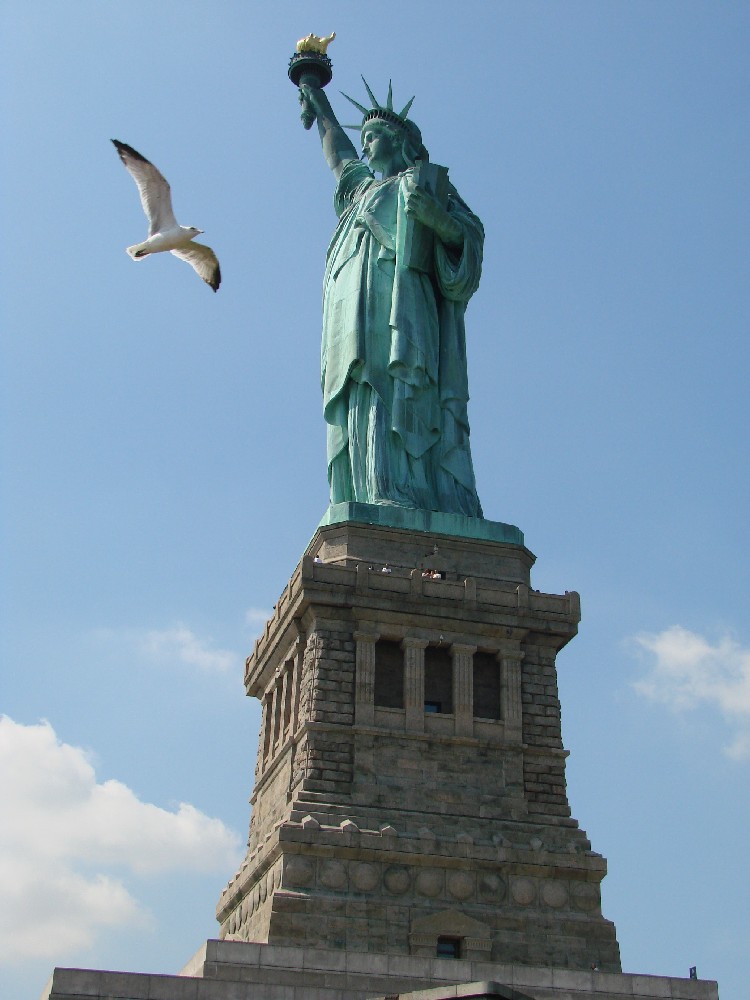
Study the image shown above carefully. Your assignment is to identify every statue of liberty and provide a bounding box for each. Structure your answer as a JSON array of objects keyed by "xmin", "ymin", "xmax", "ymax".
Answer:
[{"xmin": 297, "ymin": 74, "xmax": 484, "ymax": 519}]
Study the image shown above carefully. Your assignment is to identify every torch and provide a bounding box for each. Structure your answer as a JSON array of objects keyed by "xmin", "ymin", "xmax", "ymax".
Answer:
[{"xmin": 288, "ymin": 32, "xmax": 335, "ymax": 130}]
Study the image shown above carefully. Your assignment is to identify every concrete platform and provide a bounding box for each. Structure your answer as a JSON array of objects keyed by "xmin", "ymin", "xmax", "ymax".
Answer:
[{"xmin": 41, "ymin": 940, "xmax": 718, "ymax": 1000}]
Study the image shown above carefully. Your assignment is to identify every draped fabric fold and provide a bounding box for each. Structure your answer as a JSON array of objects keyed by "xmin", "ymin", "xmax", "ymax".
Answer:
[{"xmin": 322, "ymin": 159, "xmax": 483, "ymax": 516}]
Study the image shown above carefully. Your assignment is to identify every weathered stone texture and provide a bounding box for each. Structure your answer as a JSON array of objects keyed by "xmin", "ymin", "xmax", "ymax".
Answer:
[
  {"xmin": 42, "ymin": 941, "xmax": 719, "ymax": 1000},
  {"xmin": 217, "ymin": 522, "xmax": 621, "ymax": 973}
]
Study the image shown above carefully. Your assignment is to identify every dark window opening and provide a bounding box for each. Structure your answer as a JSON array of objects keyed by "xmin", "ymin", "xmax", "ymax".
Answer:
[
  {"xmin": 282, "ymin": 661, "xmax": 294, "ymax": 732},
  {"xmin": 262, "ymin": 692, "xmax": 274, "ymax": 759},
  {"xmin": 424, "ymin": 700, "xmax": 441, "ymax": 713},
  {"xmin": 424, "ymin": 646, "xmax": 453, "ymax": 713},
  {"xmin": 473, "ymin": 651, "xmax": 501, "ymax": 720},
  {"xmin": 374, "ymin": 640, "xmax": 405, "ymax": 708},
  {"xmin": 436, "ymin": 936, "xmax": 462, "ymax": 959},
  {"xmin": 272, "ymin": 687, "xmax": 283, "ymax": 744}
]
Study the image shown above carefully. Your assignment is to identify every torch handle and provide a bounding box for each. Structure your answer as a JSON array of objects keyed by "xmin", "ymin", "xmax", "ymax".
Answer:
[{"xmin": 297, "ymin": 71, "xmax": 321, "ymax": 130}]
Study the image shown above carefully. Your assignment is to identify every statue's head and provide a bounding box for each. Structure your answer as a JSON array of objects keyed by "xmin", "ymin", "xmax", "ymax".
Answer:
[
  {"xmin": 343, "ymin": 79, "xmax": 429, "ymax": 169},
  {"xmin": 360, "ymin": 117, "xmax": 428, "ymax": 174}
]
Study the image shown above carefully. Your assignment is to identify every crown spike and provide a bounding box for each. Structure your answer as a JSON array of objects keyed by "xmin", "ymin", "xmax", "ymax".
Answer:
[
  {"xmin": 361, "ymin": 76, "xmax": 382, "ymax": 109},
  {"xmin": 386, "ymin": 81, "xmax": 394, "ymax": 111},
  {"xmin": 340, "ymin": 91, "xmax": 370, "ymax": 116},
  {"xmin": 398, "ymin": 96, "xmax": 415, "ymax": 119}
]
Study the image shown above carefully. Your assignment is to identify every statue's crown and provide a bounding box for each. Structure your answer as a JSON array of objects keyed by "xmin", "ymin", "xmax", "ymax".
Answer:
[{"xmin": 342, "ymin": 78, "xmax": 415, "ymax": 134}]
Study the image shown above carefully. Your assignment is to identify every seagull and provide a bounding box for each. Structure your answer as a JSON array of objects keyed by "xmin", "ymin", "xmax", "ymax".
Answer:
[{"xmin": 112, "ymin": 139, "xmax": 221, "ymax": 292}]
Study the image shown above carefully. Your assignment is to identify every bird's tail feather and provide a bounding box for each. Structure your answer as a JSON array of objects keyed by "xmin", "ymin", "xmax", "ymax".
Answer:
[{"xmin": 126, "ymin": 244, "xmax": 150, "ymax": 260}]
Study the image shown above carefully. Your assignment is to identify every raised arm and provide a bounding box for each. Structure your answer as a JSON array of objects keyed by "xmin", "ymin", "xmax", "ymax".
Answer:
[{"xmin": 299, "ymin": 84, "xmax": 359, "ymax": 182}]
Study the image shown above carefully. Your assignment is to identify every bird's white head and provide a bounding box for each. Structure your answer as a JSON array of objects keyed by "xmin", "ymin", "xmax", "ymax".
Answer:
[{"xmin": 187, "ymin": 227, "xmax": 204, "ymax": 237}]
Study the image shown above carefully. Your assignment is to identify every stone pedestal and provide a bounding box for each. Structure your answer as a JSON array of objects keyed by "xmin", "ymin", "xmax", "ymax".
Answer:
[
  {"xmin": 41, "ymin": 514, "xmax": 720, "ymax": 1000},
  {"xmin": 216, "ymin": 516, "xmax": 619, "ymax": 971}
]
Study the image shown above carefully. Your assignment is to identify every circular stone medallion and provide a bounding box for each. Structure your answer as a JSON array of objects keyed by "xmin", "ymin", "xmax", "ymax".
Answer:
[
  {"xmin": 447, "ymin": 871, "xmax": 475, "ymax": 901},
  {"xmin": 351, "ymin": 862, "xmax": 380, "ymax": 892},
  {"xmin": 542, "ymin": 881, "xmax": 568, "ymax": 908},
  {"xmin": 383, "ymin": 866, "xmax": 411, "ymax": 895},
  {"xmin": 478, "ymin": 873, "xmax": 507, "ymax": 902},
  {"xmin": 319, "ymin": 860, "xmax": 348, "ymax": 890},
  {"xmin": 284, "ymin": 857, "xmax": 314, "ymax": 888},
  {"xmin": 572, "ymin": 883, "xmax": 600, "ymax": 912},
  {"xmin": 511, "ymin": 877, "xmax": 536, "ymax": 906},
  {"xmin": 415, "ymin": 870, "xmax": 443, "ymax": 898}
]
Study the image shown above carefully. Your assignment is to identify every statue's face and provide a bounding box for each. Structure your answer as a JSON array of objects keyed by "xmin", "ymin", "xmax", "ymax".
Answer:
[{"xmin": 362, "ymin": 122, "xmax": 400, "ymax": 173}]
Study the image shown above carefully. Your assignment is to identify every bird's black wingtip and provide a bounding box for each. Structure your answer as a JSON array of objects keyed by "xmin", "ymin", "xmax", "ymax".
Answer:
[
  {"xmin": 210, "ymin": 265, "xmax": 222, "ymax": 292},
  {"xmin": 111, "ymin": 139, "xmax": 149, "ymax": 164}
]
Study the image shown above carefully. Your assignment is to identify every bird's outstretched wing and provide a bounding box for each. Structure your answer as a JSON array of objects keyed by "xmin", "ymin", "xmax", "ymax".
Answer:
[
  {"xmin": 112, "ymin": 139, "xmax": 178, "ymax": 235},
  {"xmin": 170, "ymin": 243, "xmax": 221, "ymax": 292}
]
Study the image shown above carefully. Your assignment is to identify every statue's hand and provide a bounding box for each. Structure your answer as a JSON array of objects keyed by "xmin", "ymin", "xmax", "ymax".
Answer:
[
  {"xmin": 298, "ymin": 83, "xmax": 330, "ymax": 118},
  {"xmin": 297, "ymin": 84, "xmax": 357, "ymax": 175},
  {"xmin": 403, "ymin": 177, "xmax": 463, "ymax": 247}
]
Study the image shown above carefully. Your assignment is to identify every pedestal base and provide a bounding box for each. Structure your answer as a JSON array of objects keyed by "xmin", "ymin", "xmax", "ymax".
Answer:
[{"xmin": 41, "ymin": 940, "xmax": 719, "ymax": 1000}]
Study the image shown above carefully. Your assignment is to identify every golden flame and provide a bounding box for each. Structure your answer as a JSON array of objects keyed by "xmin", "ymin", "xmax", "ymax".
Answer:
[{"xmin": 295, "ymin": 32, "xmax": 336, "ymax": 55}]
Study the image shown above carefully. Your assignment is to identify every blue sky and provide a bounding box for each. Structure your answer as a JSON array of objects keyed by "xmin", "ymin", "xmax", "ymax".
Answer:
[{"xmin": 2, "ymin": 3, "xmax": 748, "ymax": 999}]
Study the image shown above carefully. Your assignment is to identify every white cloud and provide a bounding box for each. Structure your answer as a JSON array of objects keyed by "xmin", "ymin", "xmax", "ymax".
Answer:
[
  {"xmin": 632, "ymin": 625, "xmax": 750, "ymax": 759},
  {"xmin": 0, "ymin": 717, "xmax": 242, "ymax": 963},
  {"xmin": 142, "ymin": 624, "xmax": 236, "ymax": 673},
  {"xmin": 92, "ymin": 621, "xmax": 240, "ymax": 674},
  {"xmin": 244, "ymin": 606, "xmax": 272, "ymax": 630}
]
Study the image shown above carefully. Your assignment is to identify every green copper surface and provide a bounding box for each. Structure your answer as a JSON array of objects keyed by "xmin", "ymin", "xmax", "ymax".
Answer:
[
  {"xmin": 319, "ymin": 503, "xmax": 524, "ymax": 546},
  {"xmin": 298, "ymin": 75, "xmax": 486, "ymax": 519}
]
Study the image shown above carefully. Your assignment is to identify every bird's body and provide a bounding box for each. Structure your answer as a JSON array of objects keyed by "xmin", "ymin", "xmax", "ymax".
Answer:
[
  {"xmin": 126, "ymin": 226, "xmax": 202, "ymax": 258},
  {"xmin": 112, "ymin": 139, "xmax": 221, "ymax": 291}
]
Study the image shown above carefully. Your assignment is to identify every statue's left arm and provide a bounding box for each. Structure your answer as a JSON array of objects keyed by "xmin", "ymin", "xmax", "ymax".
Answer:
[
  {"xmin": 404, "ymin": 178, "xmax": 483, "ymax": 301},
  {"xmin": 434, "ymin": 197, "xmax": 484, "ymax": 302},
  {"xmin": 403, "ymin": 177, "xmax": 464, "ymax": 249}
]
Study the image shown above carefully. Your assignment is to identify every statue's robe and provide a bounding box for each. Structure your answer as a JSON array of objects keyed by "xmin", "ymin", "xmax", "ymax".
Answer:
[{"xmin": 322, "ymin": 158, "xmax": 483, "ymax": 516}]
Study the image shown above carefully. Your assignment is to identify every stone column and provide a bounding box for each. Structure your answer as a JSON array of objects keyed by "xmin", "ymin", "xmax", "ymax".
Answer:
[
  {"xmin": 452, "ymin": 643, "xmax": 477, "ymax": 737},
  {"xmin": 403, "ymin": 637, "xmax": 427, "ymax": 733},
  {"xmin": 500, "ymin": 648, "xmax": 524, "ymax": 742},
  {"xmin": 354, "ymin": 630, "xmax": 379, "ymax": 726}
]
